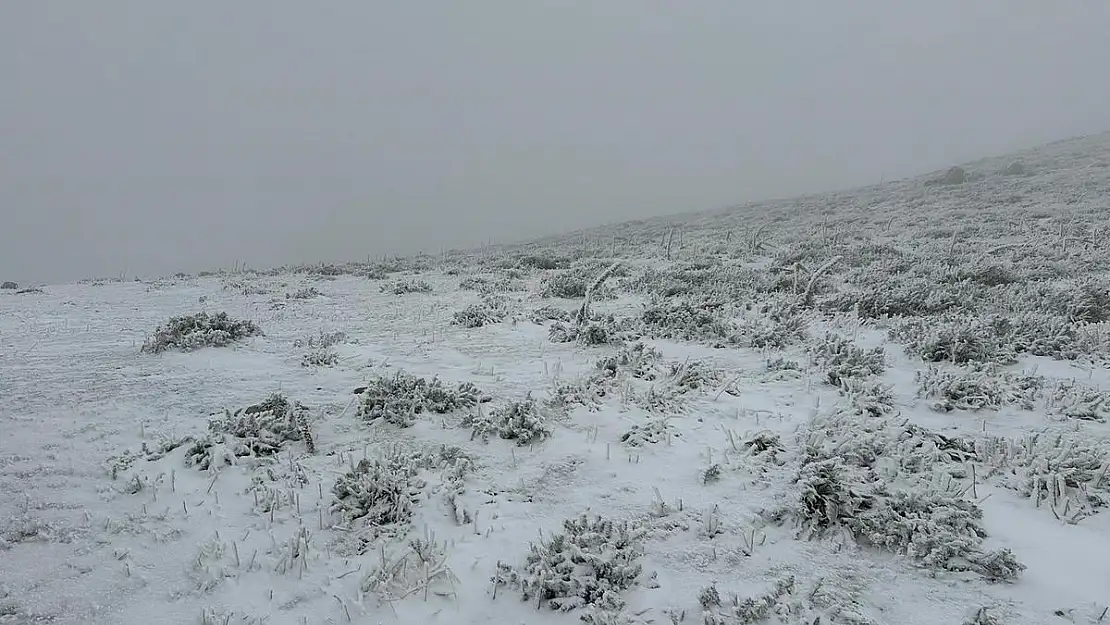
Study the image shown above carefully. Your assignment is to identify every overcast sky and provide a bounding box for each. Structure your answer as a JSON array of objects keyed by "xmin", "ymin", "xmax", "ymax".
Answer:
[{"xmin": 2, "ymin": 1, "xmax": 1109, "ymax": 284}]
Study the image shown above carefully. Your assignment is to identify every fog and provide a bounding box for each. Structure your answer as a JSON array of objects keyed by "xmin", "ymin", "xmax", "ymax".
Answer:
[{"xmin": 2, "ymin": 1, "xmax": 1108, "ymax": 284}]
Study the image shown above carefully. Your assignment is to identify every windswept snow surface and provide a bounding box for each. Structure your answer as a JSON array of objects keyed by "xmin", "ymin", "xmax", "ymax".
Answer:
[{"xmin": 3, "ymin": 133, "xmax": 1110, "ymax": 624}]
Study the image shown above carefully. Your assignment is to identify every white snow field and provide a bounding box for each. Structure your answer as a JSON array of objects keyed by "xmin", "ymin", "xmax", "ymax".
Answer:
[{"xmin": 3, "ymin": 132, "xmax": 1110, "ymax": 625}]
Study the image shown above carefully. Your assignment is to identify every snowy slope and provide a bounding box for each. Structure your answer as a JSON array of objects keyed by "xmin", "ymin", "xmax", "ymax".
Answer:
[{"xmin": 2, "ymin": 133, "xmax": 1110, "ymax": 625}]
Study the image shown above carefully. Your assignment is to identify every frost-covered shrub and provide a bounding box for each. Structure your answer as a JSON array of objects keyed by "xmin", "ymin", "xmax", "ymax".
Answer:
[
  {"xmin": 847, "ymin": 490, "xmax": 1024, "ymax": 580},
  {"xmin": 494, "ymin": 514, "xmax": 646, "ymax": 613},
  {"xmin": 981, "ymin": 431, "xmax": 1109, "ymax": 516},
  {"xmin": 949, "ymin": 264, "xmax": 1020, "ymax": 287},
  {"xmin": 550, "ymin": 314, "xmax": 637, "ymax": 346},
  {"xmin": 293, "ymin": 330, "xmax": 347, "ymax": 349},
  {"xmin": 462, "ymin": 397, "xmax": 550, "ymax": 445},
  {"xmin": 743, "ymin": 431, "xmax": 785, "ymax": 461},
  {"xmin": 824, "ymin": 277, "xmax": 974, "ymax": 319},
  {"xmin": 700, "ymin": 577, "xmax": 796, "ymax": 625},
  {"xmin": 518, "ymin": 254, "xmax": 568, "ymax": 270},
  {"xmin": 890, "ymin": 316, "xmax": 1018, "ymax": 365},
  {"xmin": 838, "ymin": 378, "xmax": 898, "ymax": 418},
  {"xmin": 530, "ymin": 305, "xmax": 572, "ymax": 324},
  {"xmin": 185, "ymin": 394, "xmax": 311, "ymax": 470},
  {"xmin": 776, "ymin": 410, "xmax": 1024, "ymax": 580},
  {"xmin": 666, "ymin": 358, "xmax": 722, "ymax": 393},
  {"xmin": 459, "ymin": 274, "xmax": 526, "ymax": 294},
  {"xmin": 357, "ymin": 372, "xmax": 486, "ymax": 427},
  {"xmin": 641, "ymin": 299, "xmax": 739, "ymax": 346},
  {"xmin": 285, "ymin": 286, "xmax": 320, "ymax": 300},
  {"xmin": 0, "ymin": 281, "xmax": 16, "ymax": 290},
  {"xmin": 452, "ymin": 295, "xmax": 509, "ymax": 328},
  {"xmin": 916, "ymin": 366, "xmax": 1041, "ymax": 412},
  {"xmin": 626, "ymin": 262, "xmax": 765, "ymax": 300},
  {"xmin": 1048, "ymin": 382, "xmax": 1110, "ymax": 422},
  {"xmin": 809, "ymin": 334, "xmax": 885, "ymax": 386},
  {"xmin": 301, "ymin": 348, "xmax": 339, "ymax": 367},
  {"xmin": 294, "ymin": 330, "xmax": 346, "ymax": 367},
  {"xmin": 596, "ymin": 342, "xmax": 663, "ymax": 381},
  {"xmin": 539, "ymin": 268, "xmax": 617, "ymax": 300},
  {"xmin": 381, "ymin": 278, "xmax": 432, "ymax": 295},
  {"xmin": 142, "ymin": 311, "xmax": 262, "ymax": 353},
  {"xmin": 893, "ymin": 312, "xmax": 1103, "ymax": 363},
  {"xmin": 1063, "ymin": 278, "xmax": 1110, "ymax": 323},
  {"xmin": 331, "ymin": 453, "xmax": 424, "ymax": 541},
  {"xmin": 621, "ymin": 417, "xmax": 678, "ymax": 446},
  {"xmin": 539, "ymin": 272, "xmax": 591, "ymax": 299},
  {"xmin": 738, "ymin": 300, "xmax": 809, "ymax": 349}
]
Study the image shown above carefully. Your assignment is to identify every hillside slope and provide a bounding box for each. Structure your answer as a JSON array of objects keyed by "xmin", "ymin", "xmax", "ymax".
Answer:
[{"xmin": 2, "ymin": 132, "xmax": 1109, "ymax": 625}]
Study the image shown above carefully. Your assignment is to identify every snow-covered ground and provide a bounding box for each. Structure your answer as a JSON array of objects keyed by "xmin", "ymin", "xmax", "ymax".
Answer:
[{"xmin": 3, "ymin": 133, "xmax": 1110, "ymax": 624}]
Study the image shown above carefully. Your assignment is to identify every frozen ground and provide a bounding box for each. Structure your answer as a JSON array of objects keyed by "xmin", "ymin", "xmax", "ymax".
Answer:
[{"xmin": 3, "ymin": 133, "xmax": 1110, "ymax": 624}]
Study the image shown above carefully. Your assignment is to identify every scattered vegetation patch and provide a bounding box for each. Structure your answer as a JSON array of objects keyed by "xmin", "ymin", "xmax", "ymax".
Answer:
[
  {"xmin": 916, "ymin": 366, "xmax": 1041, "ymax": 412},
  {"xmin": 185, "ymin": 394, "xmax": 313, "ymax": 471},
  {"xmin": 809, "ymin": 334, "xmax": 886, "ymax": 386},
  {"xmin": 530, "ymin": 305, "xmax": 572, "ymax": 324},
  {"xmin": 356, "ymin": 372, "xmax": 486, "ymax": 427},
  {"xmin": 641, "ymin": 299, "xmax": 739, "ymax": 346},
  {"xmin": 981, "ymin": 431, "xmax": 1109, "ymax": 520},
  {"xmin": 331, "ymin": 452, "xmax": 424, "ymax": 543},
  {"xmin": 294, "ymin": 330, "xmax": 347, "ymax": 367},
  {"xmin": 141, "ymin": 311, "xmax": 262, "ymax": 353},
  {"xmin": 381, "ymin": 278, "xmax": 433, "ymax": 295},
  {"xmin": 493, "ymin": 513, "xmax": 646, "ymax": 613},
  {"xmin": 285, "ymin": 286, "xmax": 320, "ymax": 300},
  {"xmin": 452, "ymin": 295, "xmax": 509, "ymax": 328},
  {"xmin": 772, "ymin": 409, "xmax": 1024, "ymax": 581},
  {"xmin": 462, "ymin": 396, "xmax": 551, "ymax": 445}
]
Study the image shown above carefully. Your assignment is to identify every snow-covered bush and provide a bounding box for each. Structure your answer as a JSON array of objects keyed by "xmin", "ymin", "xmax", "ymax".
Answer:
[
  {"xmin": 301, "ymin": 348, "xmax": 339, "ymax": 367},
  {"xmin": 621, "ymin": 416, "xmax": 678, "ymax": 446},
  {"xmin": 981, "ymin": 431, "xmax": 1109, "ymax": 517},
  {"xmin": 539, "ymin": 272, "xmax": 591, "ymax": 299},
  {"xmin": 666, "ymin": 358, "xmax": 722, "ymax": 393},
  {"xmin": 459, "ymin": 274, "xmax": 526, "ymax": 294},
  {"xmin": 889, "ymin": 316, "xmax": 1018, "ymax": 365},
  {"xmin": 539, "ymin": 269, "xmax": 616, "ymax": 300},
  {"xmin": 357, "ymin": 372, "xmax": 486, "ymax": 427},
  {"xmin": 0, "ymin": 281, "xmax": 16, "ymax": 290},
  {"xmin": 141, "ymin": 311, "xmax": 262, "ymax": 353},
  {"xmin": 809, "ymin": 334, "xmax": 885, "ymax": 386},
  {"xmin": 596, "ymin": 342, "xmax": 663, "ymax": 381},
  {"xmin": 530, "ymin": 305, "xmax": 572, "ymax": 324},
  {"xmin": 640, "ymin": 299, "xmax": 739, "ymax": 346},
  {"xmin": 916, "ymin": 366, "xmax": 1041, "ymax": 412},
  {"xmin": 452, "ymin": 295, "xmax": 509, "ymax": 328},
  {"xmin": 331, "ymin": 452, "xmax": 424, "ymax": 542},
  {"xmin": 462, "ymin": 396, "xmax": 550, "ymax": 445},
  {"xmin": 549, "ymin": 314, "xmax": 637, "ymax": 346},
  {"xmin": 381, "ymin": 278, "xmax": 433, "ymax": 295},
  {"xmin": 700, "ymin": 577, "xmax": 796, "ymax": 625},
  {"xmin": 185, "ymin": 394, "xmax": 312, "ymax": 470},
  {"xmin": 737, "ymin": 300, "xmax": 809, "ymax": 349},
  {"xmin": 774, "ymin": 408, "xmax": 1024, "ymax": 580},
  {"xmin": 1060, "ymin": 278, "xmax": 1110, "ymax": 323},
  {"xmin": 285, "ymin": 286, "xmax": 320, "ymax": 300},
  {"xmin": 294, "ymin": 330, "xmax": 346, "ymax": 367},
  {"xmin": 493, "ymin": 513, "xmax": 646, "ymax": 613},
  {"xmin": 824, "ymin": 276, "xmax": 975, "ymax": 319},
  {"xmin": 1048, "ymin": 381, "xmax": 1110, "ymax": 422}
]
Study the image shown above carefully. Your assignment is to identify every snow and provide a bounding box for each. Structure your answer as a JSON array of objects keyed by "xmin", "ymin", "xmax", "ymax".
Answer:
[{"xmin": 3, "ymin": 133, "xmax": 1110, "ymax": 625}]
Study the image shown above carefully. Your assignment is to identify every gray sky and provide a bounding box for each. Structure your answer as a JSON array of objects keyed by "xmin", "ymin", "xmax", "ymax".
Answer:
[{"xmin": 2, "ymin": 1, "xmax": 1109, "ymax": 284}]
